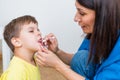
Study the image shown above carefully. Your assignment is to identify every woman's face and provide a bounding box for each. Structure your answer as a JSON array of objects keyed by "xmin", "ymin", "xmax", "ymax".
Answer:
[{"xmin": 74, "ymin": 1, "xmax": 95, "ymax": 34}]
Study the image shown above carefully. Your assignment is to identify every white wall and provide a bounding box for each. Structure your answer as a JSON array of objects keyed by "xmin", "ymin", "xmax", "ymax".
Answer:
[
  {"xmin": 0, "ymin": 40, "xmax": 2, "ymax": 54},
  {"xmin": 0, "ymin": 0, "xmax": 84, "ymax": 71}
]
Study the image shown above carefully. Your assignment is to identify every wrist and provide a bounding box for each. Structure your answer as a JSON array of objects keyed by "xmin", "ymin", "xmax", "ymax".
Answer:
[
  {"xmin": 55, "ymin": 48, "xmax": 61, "ymax": 55},
  {"xmin": 55, "ymin": 61, "xmax": 70, "ymax": 72}
]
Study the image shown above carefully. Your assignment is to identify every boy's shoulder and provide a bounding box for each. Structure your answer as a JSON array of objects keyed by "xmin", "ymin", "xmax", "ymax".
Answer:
[
  {"xmin": 0, "ymin": 56, "xmax": 41, "ymax": 80},
  {"xmin": 0, "ymin": 56, "xmax": 29, "ymax": 80}
]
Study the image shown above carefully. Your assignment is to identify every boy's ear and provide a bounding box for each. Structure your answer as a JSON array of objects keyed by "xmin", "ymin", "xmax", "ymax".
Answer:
[{"xmin": 11, "ymin": 37, "xmax": 22, "ymax": 47}]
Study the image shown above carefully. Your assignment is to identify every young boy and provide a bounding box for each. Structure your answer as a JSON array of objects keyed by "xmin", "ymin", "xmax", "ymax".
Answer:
[{"xmin": 0, "ymin": 15, "xmax": 42, "ymax": 80}]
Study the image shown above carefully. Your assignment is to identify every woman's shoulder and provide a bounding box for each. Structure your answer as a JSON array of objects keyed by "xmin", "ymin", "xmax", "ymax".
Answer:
[
  {"xmin": 94, "ymin": 35, "xmax": 120, "ymax": 79},
  {"xmin": 94, "ymin": 60, "xmax": 120, "ymax": 80},
  {"xmin": 78, "ymin": 38, "xmax": 90, "ymax": 51}
]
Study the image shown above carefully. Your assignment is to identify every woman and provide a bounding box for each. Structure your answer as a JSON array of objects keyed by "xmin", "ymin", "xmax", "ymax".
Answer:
[{"xmin": 36, "ymin": 0, "xmax": 120, "ymax": 80}]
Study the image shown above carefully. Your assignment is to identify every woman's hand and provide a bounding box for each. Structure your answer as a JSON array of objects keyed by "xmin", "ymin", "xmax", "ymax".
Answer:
[
  {"xmin": 36, "ymin": 47, "xmax": 63, "ymax": 68},
  {"xmin": 36, "ymin": 47, "xmax": 85, "ymax": 80},
  {"xmin": 43, "ymin": 33, "xmax": 59, "ymax": 53}
]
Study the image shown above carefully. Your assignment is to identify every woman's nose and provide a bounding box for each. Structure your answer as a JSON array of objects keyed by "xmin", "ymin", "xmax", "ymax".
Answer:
[{"xmin": 74, "ymin": 12, "xmax": 81, "ymax": 22}]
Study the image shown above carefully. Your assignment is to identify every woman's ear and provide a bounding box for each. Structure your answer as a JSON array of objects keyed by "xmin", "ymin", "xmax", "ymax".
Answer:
[{"xmin": 11, "ymin": 37, "xmax": 22, "ymax": 47}]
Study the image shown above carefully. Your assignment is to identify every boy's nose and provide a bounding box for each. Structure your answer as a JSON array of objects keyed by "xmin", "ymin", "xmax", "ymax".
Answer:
[{"xmin": 37, "ymin": 31, "xmax": 42, "ymax": 37}]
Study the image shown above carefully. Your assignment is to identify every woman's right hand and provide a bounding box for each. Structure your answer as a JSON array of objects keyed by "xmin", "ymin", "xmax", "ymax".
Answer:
[
  {"xmin": 44, "ymin": 33, "xmax": 59, "ymax": 53},
  {"xmin": 36, "ymin": 47, "xmax": 64, "ymax": 68}
]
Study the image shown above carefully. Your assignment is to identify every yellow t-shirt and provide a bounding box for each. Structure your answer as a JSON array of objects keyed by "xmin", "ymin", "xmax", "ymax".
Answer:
[{"xmin": 0, "ymin": 56, "xmax": 41, "ymax": 80}]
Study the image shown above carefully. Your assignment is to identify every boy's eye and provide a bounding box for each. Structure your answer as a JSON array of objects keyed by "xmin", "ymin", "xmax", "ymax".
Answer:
[
  {"xmin": 29, "ymin": 30, "xmax": 34, "ymax": 32},
  {"xmin": 37, "ymin": 29, "xmax": 40, "ymax": 31}
]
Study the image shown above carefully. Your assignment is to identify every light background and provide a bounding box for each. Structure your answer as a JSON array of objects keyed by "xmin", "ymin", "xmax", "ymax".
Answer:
[{"xmin": 0, "ymin": 0, "xmax": 84, "ymax": 70}]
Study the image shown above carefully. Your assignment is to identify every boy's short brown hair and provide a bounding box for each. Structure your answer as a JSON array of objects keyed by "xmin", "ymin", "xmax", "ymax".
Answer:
[{"xmin": 3, "ymin": 15, "xmax": 38, "ymax": 52}]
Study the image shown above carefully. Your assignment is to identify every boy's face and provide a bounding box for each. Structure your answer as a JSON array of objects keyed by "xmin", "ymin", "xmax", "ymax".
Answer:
[{"xmin": 17, "ymin": 22, "xmax": 42, "ymax": 53}]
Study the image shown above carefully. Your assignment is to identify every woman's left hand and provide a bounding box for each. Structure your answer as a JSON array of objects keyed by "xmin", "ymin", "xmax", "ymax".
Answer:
[{"xmin": 43, "ymin": 33, "xmax": 59, "ymax": 53}]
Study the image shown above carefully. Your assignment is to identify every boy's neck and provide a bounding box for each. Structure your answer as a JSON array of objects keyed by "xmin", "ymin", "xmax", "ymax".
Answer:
[{"xmin": 14, "ymin": 49, "xmax": 36, "ymax": 66}]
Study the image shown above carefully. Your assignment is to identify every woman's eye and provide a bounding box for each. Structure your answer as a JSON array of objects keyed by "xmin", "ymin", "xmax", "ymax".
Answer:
[
  {"xmin": 78, "ymin": 11, "xmax": 86, "ymax": 16},
  {"xmin": 79, "ymin": 12, "xmax": 85, "ymax": 16}
]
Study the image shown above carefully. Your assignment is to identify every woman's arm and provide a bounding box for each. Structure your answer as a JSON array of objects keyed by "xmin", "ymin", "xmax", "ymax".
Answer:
[
  {"xmin": 56, "ymin": 60, "xmax": 85, "ymax": 80},
  {"xmin": 55, "ymin": 49, "xmax": 74, "ymax": 65},
  {"xmin": 36, "ymin": 48, "xmax": 85, "ymax": 80}
]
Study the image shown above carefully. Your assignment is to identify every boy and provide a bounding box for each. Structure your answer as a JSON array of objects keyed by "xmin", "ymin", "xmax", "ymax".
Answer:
[{"xmin": 1, "ymin": 15, "xmax": 42, "ymax": 80}]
